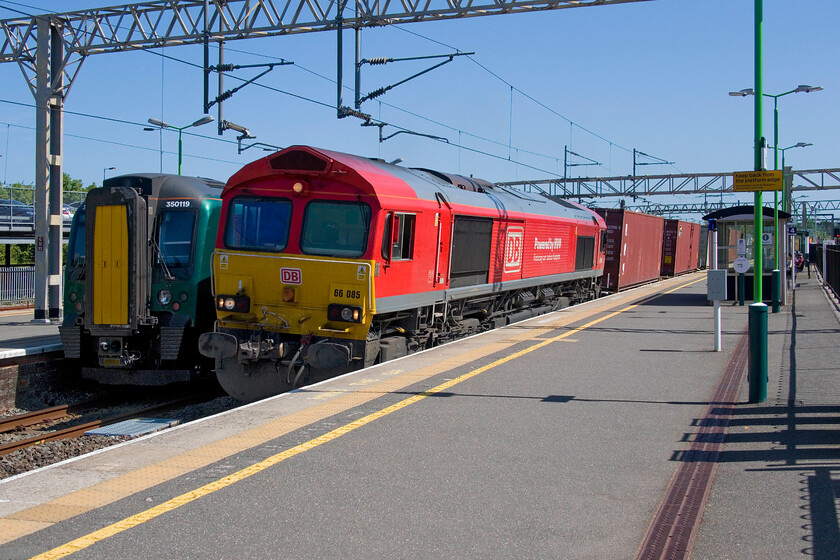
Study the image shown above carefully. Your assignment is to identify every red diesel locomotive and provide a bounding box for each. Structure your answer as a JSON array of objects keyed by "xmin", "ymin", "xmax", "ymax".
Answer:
[{"xmin": 199, "ymin": 146, "xmax": 607, "ymax": 401}]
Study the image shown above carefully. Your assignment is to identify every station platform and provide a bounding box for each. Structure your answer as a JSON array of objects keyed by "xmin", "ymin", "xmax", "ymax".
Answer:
[
  {"xmin": 0, "ymin": 271, "xmax": 837, "ymax": 559},
  {"xmin": 0, "ymin": 309, "xmax": 61, "ymax": 361}
]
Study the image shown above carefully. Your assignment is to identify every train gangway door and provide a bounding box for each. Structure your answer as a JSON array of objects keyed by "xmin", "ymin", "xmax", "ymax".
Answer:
[{"xmin": 93, "ymin": 204, "xmax": 129, "ymax": 325}]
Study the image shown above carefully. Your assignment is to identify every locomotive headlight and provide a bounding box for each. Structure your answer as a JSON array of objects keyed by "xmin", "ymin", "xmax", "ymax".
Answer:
[
  {"xmin": 172, "ymin": 302, "xmax": 181, "ymax": 312},
  {"xmin": 69, "ymin": 292, "xmax": 77, "ymax": 302},
  {"xmin": 157, "ymin": 289, "xmax": 173, "ymax": 306},
  {"xmin": 224, "ymin": 297, "xmax": 236, "ymax": 310},
  {"xmin": 327, "ymin": 304, "xmax": 363, "ymax": 323},
  {"xmin": 179, "ymin": 292, "xmax": 189, "ymax": 302},
  {"xmin": 75, "ymin": 302, "xmax": 83, "ymax": 312},
  {"xmin": 99, "ymin": 340, "xmax": 110, "ymax": 352}
]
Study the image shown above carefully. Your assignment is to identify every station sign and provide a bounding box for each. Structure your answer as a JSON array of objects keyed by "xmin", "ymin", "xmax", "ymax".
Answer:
[
  {"xmin": 733, "ymin": 257, "xmax": 751, "ymax": 274},
  {"xmin": 733, "ymin": 170, "xmax": 783, "ymax": 192},
  {"xmin": 787, "ymin": 226, "xmax": 798, "ymax": 235}
]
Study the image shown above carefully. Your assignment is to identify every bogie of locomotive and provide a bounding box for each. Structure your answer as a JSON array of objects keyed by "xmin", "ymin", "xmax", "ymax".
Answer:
[
  {"xmin": 60, "ymin": 174, "xmax": 223, "ymax": 385},
  {"xmin": 200, "ymin": 146, "xmax": 607, "ymax": 401}
]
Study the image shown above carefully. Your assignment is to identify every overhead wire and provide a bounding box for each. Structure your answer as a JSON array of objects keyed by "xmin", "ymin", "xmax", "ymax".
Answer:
[
  {"xmin": 393, "ymin": 24, "xmax": 682, "ymax": 175},
  {"xmin": 150, "ymin": 44, "xmax": 568, "ymax": 177},
  {"xmin": 1, "ymin": 6, "xmax": 591, "ymax": 178},
  {"xmin": 0, "ymin": 102, "xmax": 244, "ymax": 169},
  {"xmin": 221, "ymin": 43, "xmax": 569, "ymax": 170},
  {"xmin": 1, "ymin": 8, "xmax": 667, "ymax": 179}
]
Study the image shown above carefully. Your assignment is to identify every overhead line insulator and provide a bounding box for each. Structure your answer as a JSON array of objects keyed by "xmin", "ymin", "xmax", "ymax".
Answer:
[
  {"xmin": 366, "ymin": 57, "xmax": 390, "ymax": 65},
  {"xmin": 365, "ymin": 87, "xmax": 387, "ymax": 100}
]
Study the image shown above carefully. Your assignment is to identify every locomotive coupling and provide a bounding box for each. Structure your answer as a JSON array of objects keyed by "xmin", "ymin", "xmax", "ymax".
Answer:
[{"xmin": 198, "ymin": 332, "xmax": 290, "ymax": 363}]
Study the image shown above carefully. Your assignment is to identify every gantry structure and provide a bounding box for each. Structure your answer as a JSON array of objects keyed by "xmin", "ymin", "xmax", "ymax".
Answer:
[{"xmin": 0, "ymin": 0, "xmax": 651, "ymax": 320}]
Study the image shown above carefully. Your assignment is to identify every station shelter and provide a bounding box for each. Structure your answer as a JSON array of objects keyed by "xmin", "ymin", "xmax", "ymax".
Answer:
[{"xmin": 703, "ymin": 205, "xmax": 791, "ymax": 303}]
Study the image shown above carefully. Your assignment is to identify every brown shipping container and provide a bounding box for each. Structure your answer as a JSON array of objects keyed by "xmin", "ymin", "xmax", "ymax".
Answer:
[
  {"xmin": 661, "ymin": 220, "xmax": 701, "ymax": 276},
  {"xmin": 595, "ymin": 208, "xmax": 664, "ymax": 291}
]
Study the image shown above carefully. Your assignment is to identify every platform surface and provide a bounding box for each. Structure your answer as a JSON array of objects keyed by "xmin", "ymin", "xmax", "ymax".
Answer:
[
  {"xmin": 0, "ymin": 271, "xmax": 837, "ymax": 559},
  {"xmin": 0, "ymin": 309, "xmax": 61, "ymax": 360}
]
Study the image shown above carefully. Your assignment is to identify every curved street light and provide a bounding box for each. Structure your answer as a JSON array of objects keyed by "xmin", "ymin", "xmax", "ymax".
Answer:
[
  {"xmin": 146, "ymin": 115, "xmax": 215, "ymax": 175},
  {"xmin": 729, "ymin": 84, "xmax": 822, "ymax": 276}
]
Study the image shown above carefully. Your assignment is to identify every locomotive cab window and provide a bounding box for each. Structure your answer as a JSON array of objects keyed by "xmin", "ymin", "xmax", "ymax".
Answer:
[
  {"xmin": 157, "ymin": 211, "xmax": 196, "ymax": 267},
  {"xmin": 301, "ymin": 200, "xmax": 371, "ymax": 258},
  {"xmin": 381, "ymin": 212, "xmax": 416, "ymax": 261},
  {"xmin": 224, "ymin": 197, "xmax": 292, "ymax": 252},
  {"xmin": 68, "ymin": 208, "xmax": 86, "ymax": 268}
]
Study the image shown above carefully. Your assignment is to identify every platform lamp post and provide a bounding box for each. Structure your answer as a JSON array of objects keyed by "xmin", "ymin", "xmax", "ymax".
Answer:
[
  {"xmin": 147, "ymin": 116, "xmax": 214, "ymax": 175},
  {"xmin": 729, "ymin": 85, "xmax": 822, "ymax": 282},
  {"xmin": 774, "ymin": 142, "xmax": 813, "ymax": 212},
  {"xmin": 103, "ymin": 166, "xmax": 115, "ymax": 184}
]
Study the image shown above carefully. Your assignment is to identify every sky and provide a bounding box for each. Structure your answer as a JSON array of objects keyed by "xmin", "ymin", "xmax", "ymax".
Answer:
[{"xmin": 0, "ymin": 0, "xmax": 838, "ymax": 218}]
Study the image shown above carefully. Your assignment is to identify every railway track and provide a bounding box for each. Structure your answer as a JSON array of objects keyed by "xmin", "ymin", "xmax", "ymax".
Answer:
[
  {"xmin": 0, "ymin": 393, "xmax": 217, "ymax": 458},
  {"xmin": 0, "ymin": 405, "xmax": 71, "ymax": 434}
]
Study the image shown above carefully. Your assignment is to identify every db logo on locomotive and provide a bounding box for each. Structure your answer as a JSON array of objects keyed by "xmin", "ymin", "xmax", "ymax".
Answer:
[
  {"xmin": 281, "ymin": 268, "xmax": 302, "ymax": 285},
  {"xmin": 504, "ymin": 226, "xmax": 524, "ymax": 273}
]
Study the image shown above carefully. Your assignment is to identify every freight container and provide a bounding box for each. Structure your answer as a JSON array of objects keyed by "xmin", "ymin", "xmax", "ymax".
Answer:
[
  {"xmin": 595, "ymin": 208, "xmax": 664, "ymax": 292},
  {"xmin": 661, "ymin": 219, "xmax": 701, "ymax": 276}
]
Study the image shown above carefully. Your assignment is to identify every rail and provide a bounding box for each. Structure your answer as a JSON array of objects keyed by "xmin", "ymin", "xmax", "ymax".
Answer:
[
  {"xmin": 0, "ymin": 266, "xmax": 34, "ymax": 308},
  {"xmin": 810, "ymin": 243, "xmax": 840, "ymax": 299}
]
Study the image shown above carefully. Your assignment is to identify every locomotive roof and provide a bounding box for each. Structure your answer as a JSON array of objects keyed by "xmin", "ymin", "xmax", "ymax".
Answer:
[
  {"xmin": 227, "ymin": 146, "xmax": 603, "ymax": 226},
  {"xmin": 103, "ymin": 173, "xmax": 224, "ymax": 201}
]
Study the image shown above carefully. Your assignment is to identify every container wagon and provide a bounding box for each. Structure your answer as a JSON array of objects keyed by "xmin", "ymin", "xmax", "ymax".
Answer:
[
  {"xmin": 596, "ymin": 208, "xmax": 665, "ymax": 292},
  {"xmin": 661, "ymin": 219, "xmax": 700, "ymax": 276}
]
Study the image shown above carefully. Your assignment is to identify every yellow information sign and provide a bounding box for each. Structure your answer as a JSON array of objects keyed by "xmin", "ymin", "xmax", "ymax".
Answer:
[{"xmin": 733, "ymin": 170, "xmax": 783, "ymax": 192}]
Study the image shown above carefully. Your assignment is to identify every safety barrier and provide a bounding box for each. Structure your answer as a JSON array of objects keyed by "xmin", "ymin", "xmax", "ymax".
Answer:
[
  {"xmin": 0, "ymin": 266, "xmax": 34, "ymax": 308},
  {"xmin": 810, "ymin": 243, "xmax": 840, "ymax": 299}
]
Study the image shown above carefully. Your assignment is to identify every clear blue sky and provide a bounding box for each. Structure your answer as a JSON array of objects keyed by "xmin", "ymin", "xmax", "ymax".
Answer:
[{"xmin": 0, "ymin": 0, "xmax": 837, "ymax": 215}]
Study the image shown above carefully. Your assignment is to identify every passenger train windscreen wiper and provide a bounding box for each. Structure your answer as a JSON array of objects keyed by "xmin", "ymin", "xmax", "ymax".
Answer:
[{"xmin": 152, "ymin": 238, "xmax": 176, "ymax": 281}]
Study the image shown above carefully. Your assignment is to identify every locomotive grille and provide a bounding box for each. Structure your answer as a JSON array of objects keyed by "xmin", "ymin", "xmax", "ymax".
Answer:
[
  {"xmin": 160, "ymin": 325, "xmax": 185, "ymax": 361},
  {"xmin": 58, "ymin": 325, "xmax": 82, "ymax": 359}
]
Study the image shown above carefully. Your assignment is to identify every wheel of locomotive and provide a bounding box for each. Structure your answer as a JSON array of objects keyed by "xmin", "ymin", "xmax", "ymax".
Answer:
[{"xmin": 215, "ymin": 358, "xmax": 291, "ymax": 403}]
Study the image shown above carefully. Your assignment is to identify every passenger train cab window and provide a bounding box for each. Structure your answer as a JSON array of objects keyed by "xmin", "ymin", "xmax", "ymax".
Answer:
[
  {"xmin": 381, "ymin": 212, "xmax": 415, "ymax": 261},
  {"xmin": 68, "ymin": 208, "xmax": 86, "ymax": 268},
  {"xmin": 224, "ymin": 197, "xmax": 292, "ymax": 252},
  {"xmin": 158, "ymin": 211, "xmax": 196, "ymax": 267},
  {"xmin": 301, "ymin": 200, "xmax": 371, "ymax": 258}
]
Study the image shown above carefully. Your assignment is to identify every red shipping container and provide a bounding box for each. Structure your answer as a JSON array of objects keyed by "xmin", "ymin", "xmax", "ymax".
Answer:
[
  {"xmin": 596, "ymin": 208, "xmax": 664, "ymax": 291},
  {"xmin": 661, "ymin": 220, "xmax": 701, "ymax": 276}
]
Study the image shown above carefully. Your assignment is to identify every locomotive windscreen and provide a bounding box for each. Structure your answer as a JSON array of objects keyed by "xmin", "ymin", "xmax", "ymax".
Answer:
[{"xmin": 450, "ymin": 216, "xmax": 493, "ymax": 288}]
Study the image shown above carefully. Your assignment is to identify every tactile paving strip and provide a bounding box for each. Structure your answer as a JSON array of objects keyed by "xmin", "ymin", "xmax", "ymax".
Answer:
[{"xmin": 635, "ymin": 328, "xmax": 750, "ymax": 560}]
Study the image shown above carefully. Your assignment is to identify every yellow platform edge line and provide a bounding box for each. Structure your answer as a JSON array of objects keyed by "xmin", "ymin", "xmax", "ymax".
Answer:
[{"xmin": 27, "ymin": 275, "xmax": 703, "ymax": 560}]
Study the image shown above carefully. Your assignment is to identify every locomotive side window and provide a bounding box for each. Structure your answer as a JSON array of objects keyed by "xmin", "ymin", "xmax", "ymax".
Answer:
[
  {"xmin": 301, "ymin": 200, "xmax": 371, "ymax": 258},
  {"xmin": 600, "ymin": 229, "xmax": 607, "ymax": 253},
  {"xmin": 224, "ymin": 197, "xmax": 292, "ymax": 252},
  {"xmin": 158, "ymin": 211, "xmax": 196, "ymax": 267},
  {"xmin": 381, "ymin": 212, "xmax": 415, "ymax": 261}
]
